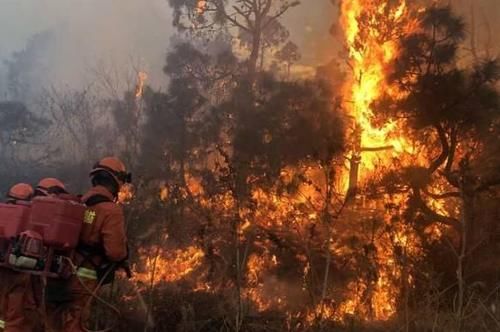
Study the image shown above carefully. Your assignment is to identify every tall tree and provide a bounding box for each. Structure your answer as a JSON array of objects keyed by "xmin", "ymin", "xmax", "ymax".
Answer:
[
  {"xmin": 0, "ymin": 101, "xmax": 50, "ymax": 187},
  {"xmin": 374, "ymin": 6, "xmax": 499, "ymax": 329},
  {"xmin": 169, "ymin": 0, "xmax": 300, "ymax": 77},
  {"xmin": 4, "ymin": 31, "xmax": 53, "ymax": 101},
  {"xmin": 275, "ymin": 40, "xmax": 301, "ymax": 78},
  {"xmin": 376, "ymin": 6, "xmax": 499, "ymax": 239}
]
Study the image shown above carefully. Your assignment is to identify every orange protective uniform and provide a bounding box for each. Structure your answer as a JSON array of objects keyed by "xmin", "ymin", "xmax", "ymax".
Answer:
[
  {"xmin": 0, "ymin": 268, "xmax": 40, "ymax": 332},
  {"xmin": 79, "ymin": 185, "xmax": 128, "ymax": 263},
  {"xmin": 46, "ymin": 185, "xmax": 127, "ymax": 332},
  {"xmin": 1, "ymin": 185, "xmax": 40, "ymax": 332}
]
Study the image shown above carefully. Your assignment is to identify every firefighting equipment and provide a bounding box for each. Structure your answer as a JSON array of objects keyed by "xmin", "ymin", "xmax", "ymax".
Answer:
[
  {"xmin": 76, "ymin": 243, "xmax": 132, "ymax": 286},
  {"xmin": 28, "ymin": 197, "xmax": 84, "ymax": 248},
  {"xmin": 90, "ymin": 157, "xmax": 131, "ymax": 187},
  {"xmin": 60, "ymin": 256, "xmax": 122, "ymax": 332},
  {"xmin": 7, "ymin": 197, "xmax": 86, "ymax": 278},
  {"xmin": 0, "ymin": 201, "xmax": 31, "ymax": 263},
  {"xmin": 35, "ymin": 177, "xmax": 67, "ymax": 196},
  {"xmin": 6, "ymin": 183, "xmax": 34, "ymax": 202},
  {"xmin": 0, "ymin": 188, "xmax": 42, "ymax": 332},
  {"xmin": 46, "ymin": 186, "xmax": 129, "ymax": 332}
]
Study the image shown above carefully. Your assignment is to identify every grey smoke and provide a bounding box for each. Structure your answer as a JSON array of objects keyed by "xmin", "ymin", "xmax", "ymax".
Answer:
[
  {"xmin": 0, "ymin": 0, "xmax": 174, "ymax": 98},
  {"xmin": 0, "ymin": 0, "xmax": 497, "ymax": 102},
  {"xmin": 0, "ymin": 0, "xmax": 340, "ymax": 99}
]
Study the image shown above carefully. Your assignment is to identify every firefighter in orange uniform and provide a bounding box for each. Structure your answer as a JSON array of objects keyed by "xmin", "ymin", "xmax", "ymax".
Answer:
[
  {"xmin": 33, "ymin": 177, "xmax": 70, "ymax": 331},
  {"xmin": 0, "ymin": 183, "xmax": 37, "ymax": 332},
  {"xmin": 50, "ymin": 157, "xmax": 129, "ymax": 332},
  {"xmin": 34, "ymin": 178, "xmax": 68, "ymax": 197}
]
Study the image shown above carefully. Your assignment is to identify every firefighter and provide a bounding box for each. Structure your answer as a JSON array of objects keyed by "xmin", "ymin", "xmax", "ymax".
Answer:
[
  {"xmin": 4, "ymin": 183, "xmax": 33, "ymax": 204},
  {"xmin": 48, "ymin": 157, "xmax": 130, "ymax": 332},
  {"xmin": 33, "ymin": 177, "xmax": 70, "ymax": 331},
  {"xmin": 0, "ymin": 183, "xmax": 38, "ymax": 332},
  {"xmin": 34, "ymin": 178, "xmax": 67, "ymax": 197}
]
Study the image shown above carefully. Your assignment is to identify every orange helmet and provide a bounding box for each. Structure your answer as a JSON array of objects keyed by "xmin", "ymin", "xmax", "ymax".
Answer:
[
  {"xmin": 90, "ymin": 157, "xmax": 131, "ymax": 186},
  {"xmin": 7, "ymin": 183, "xmax": 34, "ymax": 202},
  {"xmin": 36, "ymin": 177, "xmax": 66, "ymax": 196}
]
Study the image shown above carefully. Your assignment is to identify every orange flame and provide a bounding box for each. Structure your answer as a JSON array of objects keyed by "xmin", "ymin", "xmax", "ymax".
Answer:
[
  {"xmin": 196, "ymin": 0, "xmax": 207, "ymax": 15},
  {"xmin": 118, "ymin": 183, "xmax": 134, "ymax": 204},
  {"xmin": 133, "ymin": 245, "xmax": 205, "ymax": 286},
  {"xmin": 135, "ymin": 71, "xmax": 148, "ymax": 99},
  {"xmin": 340, "ymin": 0, "xmax": 419, "ymax": 192},
  {"xmin": 336, "ymin": 0, "xmax": 421, "ymax": 321}
]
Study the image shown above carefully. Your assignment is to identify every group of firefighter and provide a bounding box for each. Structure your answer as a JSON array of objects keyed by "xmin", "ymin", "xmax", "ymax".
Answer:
[{"xmin": 0, "ymin": 157, "xmax": 131, "ymax": 332}]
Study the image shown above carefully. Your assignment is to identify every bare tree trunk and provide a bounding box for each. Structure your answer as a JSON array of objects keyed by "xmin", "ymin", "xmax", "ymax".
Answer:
[
  {"xmin": 347, "ymin": 124, "xmax": 362, "ymax": 199},
  {"xmin": 402, "ymin": 247, "xmax": 410, "ymax": 332},
  {"xmin": 259, "ymin": 44, "xmax": 266, "ymax": 72},
  {"xmin": 457, "ymin": 167, "xmax": 474, "ymax": 331},
  {"xmin": 319, "ymin": 165, "xmax": 335, "ymax": 330},
  {"xmin": 248, "ymin": 25, "xmax": 262, "ymax": 81},
  {"xmin": 234, "ymin": 200, "xmax": 243, "ymax": 332},
  {"xmin": 470, "ymin": 3, "xmax": 479, "ymax": 62}
]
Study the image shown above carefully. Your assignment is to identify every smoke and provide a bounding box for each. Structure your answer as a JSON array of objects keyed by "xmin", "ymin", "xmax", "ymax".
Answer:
[
  {"xmin": 282, "ymin": 0, "xmax": 339, "ymax": 66},
  {"xmin": 0, "ymin": 0, "xmax": 174, "ymax": 98},
  {"xmin": 1, "ymin": 0, "xmax": 495, "ymax": 101},
  {"xmin": 447, "ymin": 0, "xmax": 500, "ymax": 58},
  {"xmin": 0, "ymin": 0, "xmax": 343, "ymax": 100}
]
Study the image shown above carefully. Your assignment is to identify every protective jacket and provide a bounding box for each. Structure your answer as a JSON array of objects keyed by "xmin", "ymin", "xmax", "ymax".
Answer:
[
  {"xmin": 46, "ymin": 185, "xmax": 127, "ymax": 332},
  {"xmin": 0, "ymin": 189, "xmax": 40, "ymax": 332},
  {"xmin": 78, "ymin": 185, "xmax": 127, "ymax": 264},
  {"xmin": 0, "ymin": 268, "xmax": 40, "ymax": 332}
]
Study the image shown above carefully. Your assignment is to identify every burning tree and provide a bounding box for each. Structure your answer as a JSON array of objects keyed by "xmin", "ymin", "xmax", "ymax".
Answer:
[
  {"xmin": 115, "ymin": 1, "xmax": 500, "ymax": 331},
  {"xmin": 373, "ymin": 5, "xmax": 500, "ymax": 330},
  {"xmin": 168, "ymin": 0, "xmax": 300, "ymax": 77}
]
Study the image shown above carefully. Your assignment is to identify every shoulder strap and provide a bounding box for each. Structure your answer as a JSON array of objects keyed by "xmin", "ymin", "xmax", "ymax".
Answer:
[{"xmin": 85, "ymin": 194, "xmax": 113, "ymax": 207}]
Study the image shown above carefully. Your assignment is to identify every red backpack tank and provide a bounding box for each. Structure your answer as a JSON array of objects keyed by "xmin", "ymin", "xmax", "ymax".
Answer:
[
  {"xmin": 0, "ymin": 202, "xmax": 31, "ymax": 262},
  {"xmin": 27, "ymin": 196, "xmax": 86, "ymax": 249},
  {"xmin": 0, "ymin": 202, "xmax": 31, "ymax": 240}
]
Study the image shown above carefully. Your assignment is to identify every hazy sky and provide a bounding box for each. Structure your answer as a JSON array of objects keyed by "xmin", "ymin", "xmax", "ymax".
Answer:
[
  {"xmin": 0, "ymin": 0, "xmax": 173, "ymax": 89},
  {"xmin": 0, "ymin": 0, "xmax": 337, "ymax": 92},
  {"xmin": 0, "ymin": 0, "xmax": 497, "ymax": 94}
]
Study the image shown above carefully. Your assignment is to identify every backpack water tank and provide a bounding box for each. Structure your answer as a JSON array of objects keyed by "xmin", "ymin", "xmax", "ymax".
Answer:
[
  {"xmin": 0, "ymin": 202, "xmax": 31, "ymax": 240},
  {"xmin": 27, "ymin": 197, "xmax": 86, "ymax": 249}
]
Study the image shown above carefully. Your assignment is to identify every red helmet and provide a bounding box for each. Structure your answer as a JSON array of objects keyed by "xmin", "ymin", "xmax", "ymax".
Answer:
[
  {"xmin": 90, "ymin": 157, "xmax": 131, "ymax": 186},
  {"xmin": 7, "ymin": 183, "xmax": 34, "ymax": 201},
  {"xmin": 36, "ymin": 177, "xmax": 66, "ymax": 196}
]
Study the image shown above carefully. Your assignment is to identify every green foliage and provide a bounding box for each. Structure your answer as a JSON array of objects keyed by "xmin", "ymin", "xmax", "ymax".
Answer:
[
  {"xmin": 216, "ymin": 74, "xmax": 344, "ymax": 197},
  {"xmin": 378, "ymin": 6, "xmax": 499, "ymax": 132}
]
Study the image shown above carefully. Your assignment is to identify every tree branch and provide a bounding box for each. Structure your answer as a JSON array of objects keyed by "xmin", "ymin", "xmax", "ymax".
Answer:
[
  {"xmin": 263, "ymin": 1, "xmax": 299, "ymax": 28},
  {"xmin": 213, "ymin": 0, "xmax": 251, "ymax": 32},
  {"xmin": 413, "ymin": 188, "xmax": 461, "ymax": 232},
  {"xmin": 232, "ymin": 5, "xmax": 253, "ymax": 29},
  {"xmin": 429, "ymin": 123, "xmax": 450, "ymax": 173},
  {"xmin": 423, "ymin": 188, "xmax": 460, "ymax": 199}
]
